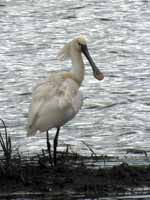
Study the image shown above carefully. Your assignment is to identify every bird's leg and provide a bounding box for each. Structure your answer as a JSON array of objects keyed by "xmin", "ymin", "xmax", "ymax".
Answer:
[
  {"xmin": 46, "ymin": 130, "xmax": 53, "ymax": 166},
  {"xmin": 53, "ymin": 127, "xmax": 60, "ymax": 165}
]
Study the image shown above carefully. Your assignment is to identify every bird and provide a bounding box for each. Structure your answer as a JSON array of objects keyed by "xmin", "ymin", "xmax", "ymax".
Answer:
[{"xmin": 27, "ymin": 36, "xmax": 104, "ymax": 165}]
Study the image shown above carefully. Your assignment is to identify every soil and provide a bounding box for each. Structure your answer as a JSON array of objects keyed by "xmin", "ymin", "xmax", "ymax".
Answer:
[{"xmin": 0, "ymin": 152, "xmax": 150, "ymax": 198}]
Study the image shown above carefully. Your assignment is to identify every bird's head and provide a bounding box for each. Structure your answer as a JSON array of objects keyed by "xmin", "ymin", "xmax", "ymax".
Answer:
[
  {"xmin": 57, "ymin": 36, "xmax": 104, "ymax": 81},
  {"xmin": 71, "ymin": 35, "xmax": 87, "ymax": 51}
]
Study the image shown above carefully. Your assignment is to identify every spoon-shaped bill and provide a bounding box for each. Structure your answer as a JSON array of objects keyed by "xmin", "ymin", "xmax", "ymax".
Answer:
[{"xmin": 81, "ymin": 44, "xmax": 104, "ymax": 81}]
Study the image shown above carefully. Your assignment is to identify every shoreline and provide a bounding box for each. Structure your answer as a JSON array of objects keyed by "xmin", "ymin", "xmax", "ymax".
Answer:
[{"xmin": 0, "ymin": 151, "xmax": 150, "ymax": 198}]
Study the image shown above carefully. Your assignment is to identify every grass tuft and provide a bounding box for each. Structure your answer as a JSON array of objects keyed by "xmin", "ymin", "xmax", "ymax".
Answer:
[{"xmin": 0, "ymin": 118, "xmax": 12, "ymax": 167}]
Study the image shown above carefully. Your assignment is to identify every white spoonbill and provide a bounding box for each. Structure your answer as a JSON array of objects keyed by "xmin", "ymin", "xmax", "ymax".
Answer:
[{"xmin": 27, "ymin": 36, "xmax": 104, "ymax": 165}]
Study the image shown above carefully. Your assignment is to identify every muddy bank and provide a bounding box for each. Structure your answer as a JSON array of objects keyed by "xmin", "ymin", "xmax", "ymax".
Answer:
[
  {"xmin": 0, "ymin": 152, "xmax": 150, "ymax": 197},
  {"xmin": 0, "ymin": 118, "xmax": 150, "ymax": 197}
]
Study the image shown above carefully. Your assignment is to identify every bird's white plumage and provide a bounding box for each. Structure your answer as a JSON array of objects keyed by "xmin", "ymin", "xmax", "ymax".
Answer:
[
  {"xmin": 27, "ymin": 35, "xmax": 103, "ymax": 138},
  {"xmin": 26, "ymin": 36, "xmax": 104, "ymax": 166},
  {"xmin": 27, "ymin": 72, "xmax": 82, "ymax": 136}
]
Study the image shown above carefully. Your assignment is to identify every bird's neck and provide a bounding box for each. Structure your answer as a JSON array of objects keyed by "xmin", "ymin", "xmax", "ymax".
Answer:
[{"xmin": 70, "ymin": 48, "xmax": 85, "ymax": 86}]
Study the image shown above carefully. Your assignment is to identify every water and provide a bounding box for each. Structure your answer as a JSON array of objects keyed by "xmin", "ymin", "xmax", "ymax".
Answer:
[
  {"xmin": 1, "ymin": 192, "xmax": 150, "ymax": 200},
  {"xmin": 0, "ymin": 0, "xmax": 150, "ymax": 162}
]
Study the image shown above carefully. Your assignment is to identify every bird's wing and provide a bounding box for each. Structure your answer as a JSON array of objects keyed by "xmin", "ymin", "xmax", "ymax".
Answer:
[
  {"xmin": 27, "ymin": 75, "xmax": 81, "ymax": 134},
  {"xmin": 27, "ymin": 80, "xmax": 59, "ymax": 133},
  {"xmin": 47, "ymin": 72, "xmax": 81, "ymax": 111},
  {"xmin": 58, "ymin": 78, "xmax": 82, "ymax": 113}
]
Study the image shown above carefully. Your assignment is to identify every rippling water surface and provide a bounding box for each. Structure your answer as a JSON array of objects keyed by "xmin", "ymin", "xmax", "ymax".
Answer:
[{"xmin": 0, "ymin": 0, "xmax": 150, "ymax": 160}]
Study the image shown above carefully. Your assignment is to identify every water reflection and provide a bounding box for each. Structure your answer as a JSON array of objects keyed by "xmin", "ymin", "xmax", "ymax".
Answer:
[
  {"xmin": 1, "ymin": 193, "xmax": 150, "ymax": 200},
  {"xmin": 0, "ymin": 0, "xmax": 150, "ymax": 160}
]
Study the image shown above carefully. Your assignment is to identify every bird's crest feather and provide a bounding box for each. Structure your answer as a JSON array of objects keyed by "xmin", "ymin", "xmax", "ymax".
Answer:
[{"xmin": 57, "ymin": 43, "xmax": 70, "ymax": 61}]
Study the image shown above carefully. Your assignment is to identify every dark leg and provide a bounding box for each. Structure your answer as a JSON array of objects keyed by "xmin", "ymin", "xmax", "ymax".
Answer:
[
  {"xmin": 53, "ymin": 127, "xmax": 60, "ymax": 165},
  {"xmin": 46, "ymin": 130, "xmax": 53, "ymax": 166}
]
